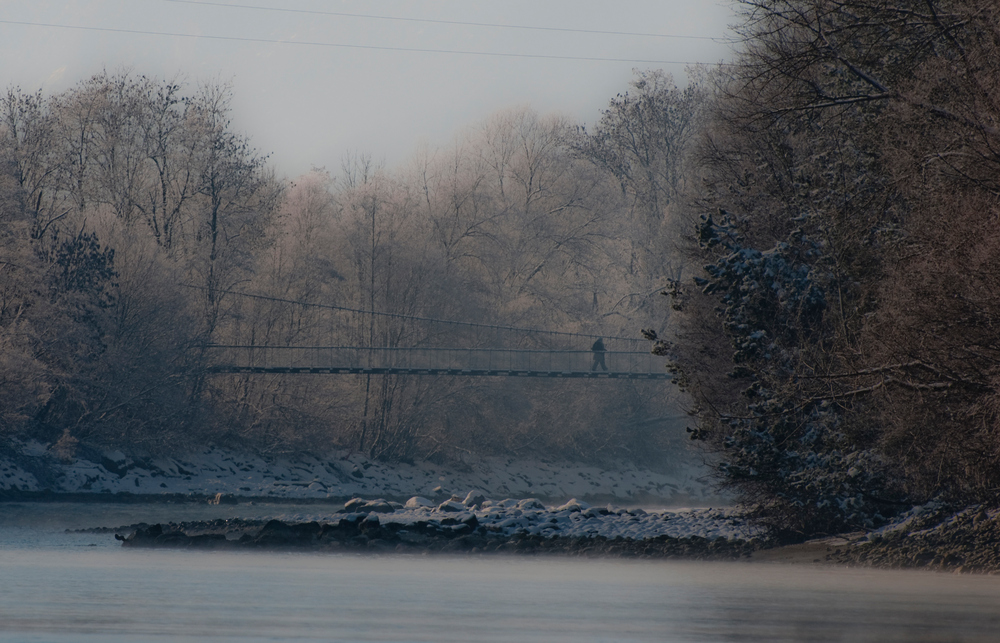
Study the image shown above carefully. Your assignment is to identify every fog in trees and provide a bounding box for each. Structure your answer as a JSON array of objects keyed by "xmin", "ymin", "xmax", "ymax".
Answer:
[{"xmin": 1, "ymin": 69, "xmax": 704, "ymax": 470}]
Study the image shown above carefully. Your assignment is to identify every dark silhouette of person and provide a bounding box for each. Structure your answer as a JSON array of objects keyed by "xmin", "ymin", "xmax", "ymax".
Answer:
[{"xmin": 591, "ymin": 338, "xmax": 607, "ymax": 371}]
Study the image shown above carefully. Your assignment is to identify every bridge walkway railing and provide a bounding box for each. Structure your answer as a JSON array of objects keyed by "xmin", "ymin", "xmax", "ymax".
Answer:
[{"xmin": 204, "ymin": 345, "xmax": 671, "ymax": 379}]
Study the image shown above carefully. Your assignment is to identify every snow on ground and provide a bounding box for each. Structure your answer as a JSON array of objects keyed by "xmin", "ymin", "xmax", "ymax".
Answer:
[
  {"xmin": 2, "ymin": 441, "xmax": 747, "ymax": 541},
  {"xmin": 864, "ymin": 502, "xmax": 946, "ymax": 538},
  {"xmin": 255, "ymin": 500, "xmax": 747, "ymax": 542},
  {"xmin": 264, "ymin": 496, "xmax": 752, "ymax": 541},
  {"xmin": 0, "ymin": 441, "xmax": 719, "ymax": 505}
]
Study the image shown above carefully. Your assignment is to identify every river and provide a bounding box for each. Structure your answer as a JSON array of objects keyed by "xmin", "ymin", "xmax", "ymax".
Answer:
[{"xmin": 1, "ymin": 502, "xmax": 998, "ymax": 642}]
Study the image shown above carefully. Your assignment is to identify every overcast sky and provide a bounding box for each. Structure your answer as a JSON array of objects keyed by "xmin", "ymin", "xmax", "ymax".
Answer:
[{"xmin": 3, "ymin": 1, "xmax": 736, "ymax": 179}]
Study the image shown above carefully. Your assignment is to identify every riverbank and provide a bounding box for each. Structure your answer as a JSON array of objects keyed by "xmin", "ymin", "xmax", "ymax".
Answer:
[
  {"xmin": 95, "ymin": 496, "xmax": 1000, "ymax": 573},
  {"xmin": 0, "ymin": 440, "xmax": 718, "ymax": 506},
  {"xmin": 745, "ymin": 503, "xmax": 1000, "ymax": 574},
  {"xmin": 94, "ymin": 493, "xmax": 753, "ymax": 559},
  {"xmin": 831, "ymin": 504, "xmax": 1000, "ymax": 573},
  {"xmin": 9, "ymin": 490, "xmax": 1000, "ymax": 573},
  {"xmin": 8, "ymin": 441, "xmax": 998, "ymax": 572}
]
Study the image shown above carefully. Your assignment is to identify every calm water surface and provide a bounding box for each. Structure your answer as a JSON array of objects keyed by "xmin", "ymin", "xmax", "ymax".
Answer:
[{"xmin": 1, "ymin": 502, "xmax": 999, "ymax": 642}]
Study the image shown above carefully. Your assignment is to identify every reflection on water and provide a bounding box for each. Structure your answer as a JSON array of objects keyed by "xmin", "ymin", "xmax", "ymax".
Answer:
[{"xmin": 2, "ymin": 503, "xmax": 999, "ymax": 642}]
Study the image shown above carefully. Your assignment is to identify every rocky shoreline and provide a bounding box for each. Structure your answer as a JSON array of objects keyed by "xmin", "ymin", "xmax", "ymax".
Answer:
[
  {"xmin": 828, "ymin": 505, "xmax": 1000, "ymax": 574},
  {"xmin": 74, "ymin": 494, "xmax": 1000, "ymax": 573},
  {"xmin": 107, "ymin": 517, "xmax": 754, "ymax": 560},
  {"xmin": 741, "ymin": 503, "xmax": 1000, "ymax": 574},
  {"xmin": 104, "ymin": 508, "xmax": 1000, "ymax": 570},
  {"xmin": 88, "ymin": 493, "xmax": 754, "ymax": 560},
  {"xmin": 70, "ymin": 493, "xmax": 1000, "ymax": 574}
]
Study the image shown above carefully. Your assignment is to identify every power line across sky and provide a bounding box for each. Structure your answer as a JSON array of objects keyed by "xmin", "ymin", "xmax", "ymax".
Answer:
[
  {"xmin": 162, "ymin": 0, "xmax": 727, "ymax": 41},
  {"xmin": 0, "ymin": 18, "xmax": 730, "ymax": 65}
]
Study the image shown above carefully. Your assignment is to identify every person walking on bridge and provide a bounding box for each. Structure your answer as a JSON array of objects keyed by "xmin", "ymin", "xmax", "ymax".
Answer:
[{"xmin": 591, "ymin": 337, "xmax": 608, "ymax": 371}]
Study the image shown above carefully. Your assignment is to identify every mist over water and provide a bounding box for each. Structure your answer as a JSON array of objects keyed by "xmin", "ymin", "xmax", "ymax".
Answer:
[{"xmin": 2, "ymin": 503, "xmax": 999, "ymax": 642}]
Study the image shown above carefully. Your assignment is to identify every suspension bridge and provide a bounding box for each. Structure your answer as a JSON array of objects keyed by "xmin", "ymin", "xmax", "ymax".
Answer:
[
  {"xmin": 199, "ymin": 289, "xmax": 672, "ymax": 380},
  {"xmin": 205, "ymin": 345, "xmax": 671, "ymax": 379}
]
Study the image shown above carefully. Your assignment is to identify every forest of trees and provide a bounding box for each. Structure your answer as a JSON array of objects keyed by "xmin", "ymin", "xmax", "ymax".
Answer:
[
  {"xmin": 670, "ymin": 0, "xmax": 1000, "ymax": 538},
  {"xmin": 6, "ymin": 0, "xmax": 997, "ymax": 540},
  {"xmin": 0, "ymin": 69, "xmax": 701, "ymax": 467}
]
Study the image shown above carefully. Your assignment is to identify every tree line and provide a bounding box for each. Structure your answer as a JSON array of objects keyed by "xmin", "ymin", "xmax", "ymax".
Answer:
[
  {"xmin": 669, "ymin": 0, "xmax": 1000, "ymax": 538},
  {"xmin": 0, "ymin": 69, "xmax": 703, "ymax": 466}
]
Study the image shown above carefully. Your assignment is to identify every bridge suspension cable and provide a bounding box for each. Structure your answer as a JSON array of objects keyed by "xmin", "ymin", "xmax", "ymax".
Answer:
[{"xmin": 182, "ymin": 284, "xmax": 647, "ymax": 343}]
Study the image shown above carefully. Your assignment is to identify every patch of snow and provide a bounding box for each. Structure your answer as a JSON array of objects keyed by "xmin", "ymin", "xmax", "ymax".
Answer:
[
  {"xmin": 235, "ymin": 498, "xmax": 751, "ymax": 542},
  {"xmin": 553, "ymin": 499, "xmax": 590, "ymax": 512},
  {"xmin": 864, "ymin": 501, "xmax": 949, "ymax": 540},
  {"xmin": 0, "ymin": 458, "xmax": 38, "ymax": 491},
  {"xmin": 0, "ymin": 440, "xmax": 723, "ymax": 507}
]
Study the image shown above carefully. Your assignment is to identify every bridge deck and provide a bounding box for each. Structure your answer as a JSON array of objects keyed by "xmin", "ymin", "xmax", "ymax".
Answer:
[
  {"xmin": 208, "ymin": 365, "xmax": 671, "ymax": 379},
  {"xmin": 204, "ymin": 346, "xmax": 671, "ymax": 380}
]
